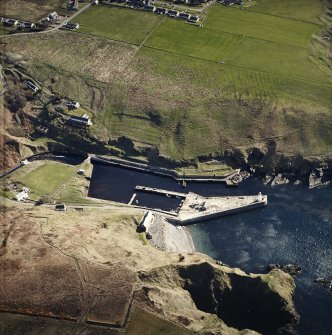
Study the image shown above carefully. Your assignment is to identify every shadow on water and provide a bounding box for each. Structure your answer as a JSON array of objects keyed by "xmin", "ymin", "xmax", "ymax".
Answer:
[{"xmin": 89, "ymin": 163, "xmax": 332, "ymax": 335}]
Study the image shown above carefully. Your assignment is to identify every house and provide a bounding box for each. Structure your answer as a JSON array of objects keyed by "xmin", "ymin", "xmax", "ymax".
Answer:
[
  {"xmin": 63, "ymin": 22, "xmax": 80, "ymax": 30},
  {"xmin": 77, "ymin": 168, "xmax": 85, "ymax": 175},
  {"xmin": 189, "ymin": 0, "xmax": 201, "ymax": 5},
  {"xmin": 26, "ymin": 80, "xmax": 40, "ymax": 93},
  {"xmin": 36, "ymin": 125, "xmax": 49, "ymax": 134},
  {"xmin": 128, "ymin": 0, "xmax": 144, "ymax": 6},
  {"xmin": 137, "ymin": 211, "xmax": 155, "ymax": 233},
  {"xmin": 68, "ymin": 0, "xmax": 79, "ymax": 10},
  {"xmin": 48, "ymin": 12, "xmax": 59, "ymax": 21},
  {"xmin": 167, "ymin": 10, "xmax": 179, "ymax": 18},
  {"xmin": 15, "ymin": 187, "xmax": 29, "ymax": 202},
  {"xmin": 220, "ymin": 0, "xmax": 244, "ymax": 5},
  {"xmin": 179, "ymin": 12, "xmax": 190, "ymax": 20},
  {"xmin": 188, "ymin": 15, "xmax": 199, "ymax": 23},
  {"xmin": 4, "ymin": 19, "xmax": 19, "ymax": 26},
  {"xmin": 67, "ymin": 115, "xmax": 93, "ymax": 127},
  {"xmin": 67, "ymin": 101, "xmax": 80, "ymax": 109},
  {"xmin": 144, "ymin": 5, "xmax": 156, "ymax": 12},
  {"xmin": 55, "ymin": 203, "xmax": 67, "ymax": 211},
  {"xmin": 20, "ymin": 22, "xmax": 36, "ymax": 30},
  {"xmin": 156, "ymin": 7, "xmax": 168, "ymax": 15}
]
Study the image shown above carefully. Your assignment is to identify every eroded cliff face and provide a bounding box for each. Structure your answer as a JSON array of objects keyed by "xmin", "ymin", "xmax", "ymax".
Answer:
[{"xmin": 137, "ymin": 261, "xmax": 298, "ymax": 335}]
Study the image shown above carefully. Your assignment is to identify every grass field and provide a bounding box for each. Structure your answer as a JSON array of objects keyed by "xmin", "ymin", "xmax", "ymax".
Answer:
[
  {"xmin": 17, "ymin": 161, "xmax": 77, "ymax": 198},
  {"xmin": 204, "ymin": 5, "xmax": 320, "ymax": 47},
  {"xmin": 145, "ymin": 19, "xmax": 241, "ymax": 61},
  {"xmin": 73, "ymin": 6, "xmax": 163, "ymax": 44},
  {"xmin": 244, "ymin": 0, "xmax": 324, "ymax": 24}
]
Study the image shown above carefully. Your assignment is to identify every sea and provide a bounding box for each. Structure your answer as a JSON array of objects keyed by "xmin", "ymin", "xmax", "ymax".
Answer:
[{"xmin": 89, "ymin": 163, "xmax": 332, "ymax": 335}]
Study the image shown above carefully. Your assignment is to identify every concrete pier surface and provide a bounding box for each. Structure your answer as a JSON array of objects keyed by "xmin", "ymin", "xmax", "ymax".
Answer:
[{"xmin": 170, "ymin": 192, "xmax": 268, "ymax": 225}]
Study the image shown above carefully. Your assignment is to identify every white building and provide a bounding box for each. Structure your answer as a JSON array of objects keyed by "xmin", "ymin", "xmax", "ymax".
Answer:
[
  {"xmin": 67, "ymin": 101, "xmax": 80, "ymax": 109},
  {"xmin": 15, "ymin": 187, "xmax": 29, "ymax": 201}
]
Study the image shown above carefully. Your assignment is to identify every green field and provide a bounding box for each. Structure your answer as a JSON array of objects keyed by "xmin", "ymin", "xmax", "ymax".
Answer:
[
  {"xmin": 17, "ymin": 161, "xmax": 77, "ymax": 198},
  {"xmin": 226, "ymin": 37, "xmax": 329, "ymax": 83},
  {"xmin": 73, "ymin": 5, "xmax": 163, "ymax": 44},
  {"xmin": 145, "ymin": 19, "xmax": 241, "ymax": 61},
  {"xmin": 204, "ymin": 5, "xmax": 320, "ymax": 47},
  {"xmin": 245, "ymin": 0, "xmax": 324, "ymax": 24}
]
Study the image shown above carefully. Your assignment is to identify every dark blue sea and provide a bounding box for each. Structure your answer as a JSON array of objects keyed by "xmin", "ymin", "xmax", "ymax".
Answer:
[{"xmin": 89, "ymin": 163, "xmax": 332, "ymax": 335}]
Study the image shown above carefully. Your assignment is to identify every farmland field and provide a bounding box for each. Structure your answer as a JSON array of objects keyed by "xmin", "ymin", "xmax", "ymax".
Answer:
[
  {"xmin": 73, "ymin": 5, "xmax": 163, "ymax": 44},
  {"xmin": 245, "ymin": 0, "xmax": 324, "ymax": 24},
  {"xmin": 204, "ymin": 5, "xmax": 321, "ymax": 47},
  {"xmin": 145, "ymin": 19, "xmax": 241, "ymax": 61}
]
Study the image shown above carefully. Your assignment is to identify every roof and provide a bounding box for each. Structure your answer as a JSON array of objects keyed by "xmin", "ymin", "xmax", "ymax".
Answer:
[{"xmin": 68, "ymin": 115, "xmax": 93, "ymax": 126}]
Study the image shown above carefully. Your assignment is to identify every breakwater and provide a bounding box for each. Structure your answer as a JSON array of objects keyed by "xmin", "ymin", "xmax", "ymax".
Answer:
[{"xmin": 91, "ymin": 155, "xmax": 239, "ymax": 183}]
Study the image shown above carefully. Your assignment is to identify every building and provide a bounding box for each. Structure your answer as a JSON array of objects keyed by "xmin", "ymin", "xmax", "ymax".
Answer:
[
  {"xmin": 20, "ymin": 22, "xmax": 36, "ymax": 29},
  {"xmin": 137, "ymin": 211, "xmax": 155, "ymax": 233},
  {"xmin": 144, "ymin": 5, "xmax": 156, "ymax": 12},
  {"xmin": 4, "ymin": 19, "xmax": 19, "ymax": 26},
  {"xmin": 67, "ymin": 101, "xmax": 80, "ymax": 109},
  {"xmin": 67, "ymin": 114, "xmax": 93, "ymax": 127},
  {"xmin": 167, "ymin": 10, "xmax": 179, "ymax": 18},
  {"xmin": 15, "ymin": 187, "xmax": 29, "ymax": 202},
  {"xmin": 63, "ymin": 22, "xmax": 80, "ymax": 30},
  {"xmin": 36, "ymin": 125, "xmax": 49, "ymax": 134},
  {"xmin": 179, "ymin": 12, "xmax": 190, "ymax": 20},
  {"xmin": 55, "ymin": 204, "xmax": 67, "ymax": 211},
  {"xmin": 220, "ymin": 0, "xmax": 244, "ymax": 5},
  {"xmin": 156, "ymin": 7, "xmax": 168, "ymax": 15},
  {"xmin": 77, "ymin": 168, "xmax": 85, "ymax": 175},
  {"xmin": 188, "ymin": 15, "xmax": 199, "ymax": 23},
  {"xmin": 21, "ymin": 159, "xmax": 29, "ymax": 165},
  {"xmin": 48, "ymin": 12, "xmax": 59, "ymax": 21},
  {"xmin": 26, "ymin": 80, "xmax": 40, "ymax": 93}
]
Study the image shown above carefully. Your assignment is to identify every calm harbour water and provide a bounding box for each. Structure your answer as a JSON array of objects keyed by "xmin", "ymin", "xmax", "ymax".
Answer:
[{"xmin": 89, "ymin": 163, "xmax": 332, "ymax": 335}]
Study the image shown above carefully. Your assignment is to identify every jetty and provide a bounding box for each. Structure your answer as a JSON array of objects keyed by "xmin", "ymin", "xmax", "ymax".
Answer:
[{"xmin": 135, "ymin": 185, "xmax": 187, "ymax": 198}]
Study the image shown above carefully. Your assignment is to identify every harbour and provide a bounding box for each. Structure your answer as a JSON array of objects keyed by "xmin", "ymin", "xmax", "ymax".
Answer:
[{"xmin": 88, "ymin": 160, "xmax": 332, "ymax": 335}]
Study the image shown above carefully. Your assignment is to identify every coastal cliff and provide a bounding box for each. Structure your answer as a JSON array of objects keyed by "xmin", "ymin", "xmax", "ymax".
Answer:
[
  {"xmin": 137, "ymin": 261, "xmax": 298, "ymax": 335},
  {"xmin": 0, "ymin": 205, "xmax": 298, "ymax": 335}
]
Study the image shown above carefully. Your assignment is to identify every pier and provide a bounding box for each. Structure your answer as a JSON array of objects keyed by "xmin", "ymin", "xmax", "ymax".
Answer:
[
  {"xmin": 171, "ymin": 192, "xmax": 268, "ymax": 225},
  {"xmin": 133, "ymin": 184, "xmax": 268, "ymax": 225},
  {"xmin": 135, "ymin": 185, "xmax": 187, "ymax": 198}
]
